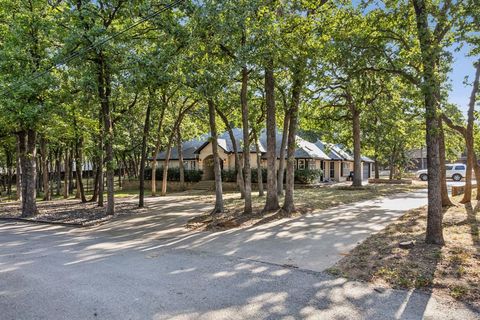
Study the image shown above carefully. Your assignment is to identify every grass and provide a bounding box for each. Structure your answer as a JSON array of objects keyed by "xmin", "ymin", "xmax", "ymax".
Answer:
[
  {"xmin": 187, "ymin": 183, "xmax": 425, "ymax": 230},
  {"xmin": 328, "ymin": 192, "xmax": 480, "ymax": 307}
]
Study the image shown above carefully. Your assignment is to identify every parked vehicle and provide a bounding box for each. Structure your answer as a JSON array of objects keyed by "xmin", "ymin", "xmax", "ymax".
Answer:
[{"xmin": 416, "ymin": 163, "xmax": 466, "ymax": 182}]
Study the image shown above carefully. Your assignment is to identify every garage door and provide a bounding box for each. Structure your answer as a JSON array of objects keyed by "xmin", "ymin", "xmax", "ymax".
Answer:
[{"xmin": 362, "ymin": 163, "xmax": 370, "ymax": 180}]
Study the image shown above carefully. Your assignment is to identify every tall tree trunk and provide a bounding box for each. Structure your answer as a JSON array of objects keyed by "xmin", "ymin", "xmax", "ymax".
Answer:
[
  {"xmin": 241, "ymin": 66, "xmax": 252, "ymax": 214},
  {"xmin": 283, "ymin": 66, "xmax": 304, "ymax": 213},
  {"xmin": 90, "ymin": 160, "xmax": 99, "ymax": 202},
  {"xmin": 75, "ymin": 138, "xmax": 87, "ymax": 203},
  {"xmin": 98, "ymin": 152, "xmax": 104, "ymax": 207},
  {"xmin": 217, "ymin": 108, "xmax": 245, "ymax": 198},
  {"xmin": 473, "ymin": 152, "xmax": 480, "ymax": 200},
  {"xmin": 177, "ymin": 126, "xmax": 185, "ymax": 191},
  {"xmin": 40, "ymin": 137, "xmax": 50, "ymax": 201},
  {"xmin": 462, "ymin": 61, "xmax": 480, "ymax": 203},
  {"xmin": 351, "ymin": 105, "xmax": 362, "ymax": 187},
  {"xmin": 263, "ymin": 64, "xmax": 279, "ymax": 211},
  {"xmin": 374, "ymin": 155, "xmax": 380, "ymax": 179},
  {"xmin": 97, "ymin": 53, "xmax": 114, "ymax": 215},
  {"xmin": 139, "ymin": 89, "xmax": 152, "ymax": 208},
  {"xmin": 63, "ymin": 147, "xmax": 69, "ymax": 199},
  {"xmin": 16, "ymin": 136, "xmax": 22, "ymax": 201},
  {"xmin": 68, "ymin": 148, "xmax": 74, "ymax": 194},
  {"xmin": 208, "ymin": 100, "xmax": 224, "ymax": 214},
  {"xmin": 151, "ymin": 105, "xmax": 166, "ymax": 197},
  {"xmin": 413, "ymin": 0, "xmax": 444, "ymax": 245},
  {"xmin": 20, "ymin": 130, "xmax": 38, "ymax": 217},
  {"xmin": 277, "ymin": 110, "xmax": 290, "ymax": 195},
  {"xmin": 255, "ymin": 132, "xmax": 264, "ymax": 197},
  {"xmin": 438, "ymin": 121, "xmax": 453, "ymax": 206},
  {"xmin": 161, "ymin": 132, "xmax": 176, "ymax": 196},
  {"xmin": 55, "ymin": 149, "xmax": 61, "ymax": 196},
  {"xmin": 5, "ymin": 148, "xmax": 13, "ymax": 196}
]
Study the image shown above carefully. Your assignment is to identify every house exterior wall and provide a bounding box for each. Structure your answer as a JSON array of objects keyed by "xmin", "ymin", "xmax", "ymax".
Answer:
[
  {"xmin": 153, "ymin": 141, "xmax": 373, "ymax": 183},
  {"xmin": 197, "ymin": 143, "xmax": 230, "ymax": 171},
  {"xmin": 152, "ymin": 159, "xmax": 198, "ymax": 170}
]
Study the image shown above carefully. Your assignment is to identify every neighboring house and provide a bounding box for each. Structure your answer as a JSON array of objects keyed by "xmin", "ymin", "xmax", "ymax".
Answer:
[
  {"xmin": 153, "ymin": 128, "xmax": 373, "ymax": 182},
  {"xmin": 407, "ymin": 148, "xmax": 428, "ymax": 170},
  {"xmin": 315, "ymin": 141, "xmax": 374, "ymax": 182}
]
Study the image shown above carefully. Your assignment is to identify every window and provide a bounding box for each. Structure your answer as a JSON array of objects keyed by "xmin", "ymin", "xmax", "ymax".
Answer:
[
  {"xmin": 308, "ymin": 160, "xmax": 316, "ymax": 170},
  {"xmin": 185, "ymin": 160, "xmax": 196, "ymax": 170},
  {"xmin": 298, "ymin": 159, "xmax": 305, "ymax": 169},
  {"xmin": 330, "ymin": 162, "xmax": 335, "ymax": 178},
  {"xmin": 454, "ymin": 165, "xmax": 465, "ymax": 170},
  {"xmin": 445, "ymin": 165, "xmax": 453, "ymax": 170},
  {"xmin": 342, "ymin": 162, "xmax": 350, "ymax": 177}
]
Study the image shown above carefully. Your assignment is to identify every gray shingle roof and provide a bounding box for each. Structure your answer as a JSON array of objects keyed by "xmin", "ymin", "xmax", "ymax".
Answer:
[
  {"xmin": 154, "ymin": 129, "xmax": 370, "ymax": 162},
  {"xmin": 314, "ymin": 140, "xmax": 372, "ymax": 162},
  {"xmin": 154, "ymin": 135, "xmax": 207, "ymax": 160}
]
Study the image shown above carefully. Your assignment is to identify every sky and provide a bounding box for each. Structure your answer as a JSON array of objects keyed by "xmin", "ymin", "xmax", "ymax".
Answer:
[{"xmin": 447, "ymin": 45, "xmax": 477, "ymax": 115}]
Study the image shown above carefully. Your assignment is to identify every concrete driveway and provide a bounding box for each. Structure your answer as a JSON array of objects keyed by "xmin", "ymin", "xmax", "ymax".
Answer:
[{"xmin": 1, "ymin": 190, "xmax": 478, "ymax": 319}]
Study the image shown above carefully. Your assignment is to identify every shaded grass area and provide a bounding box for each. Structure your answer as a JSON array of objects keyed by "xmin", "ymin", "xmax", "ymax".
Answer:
[
  {"xmin": 328, "ymin": 193, "xmax": 480, "ymax": 307},
  {"xmin": 187, "ymin": 184, "xmax": 425, "ymax": 231}
]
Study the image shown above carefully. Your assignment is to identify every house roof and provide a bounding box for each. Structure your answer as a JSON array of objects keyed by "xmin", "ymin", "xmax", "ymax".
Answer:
[
  {"xmin": 315, "ymin": 140, "xmax": 373, "ymax": 162},
  {"xmin": 193, "ymin": 128, "xmax": 265, "ymax": 155},
  {"xmin": 154, "ymin": 129, "xmax": 371, "ymax": 163},
  {"xmin": 259, "ymin": 131, "xmax": 330, "ymax": 160},
  {"xmin": 154, "ymin": 135, "xmax": 207, "ymax": 160}
]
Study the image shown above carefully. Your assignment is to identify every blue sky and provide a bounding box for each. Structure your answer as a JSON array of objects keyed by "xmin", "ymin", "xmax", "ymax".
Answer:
[{"xmin": 448, "ymin": 45, "xmax": 477, "ymax": 115}]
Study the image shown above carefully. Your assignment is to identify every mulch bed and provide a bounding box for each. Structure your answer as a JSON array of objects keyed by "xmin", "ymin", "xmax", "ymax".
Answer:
[{"xmin": 0, "ymin": 199, "xmax": 144, "ymax": 226}]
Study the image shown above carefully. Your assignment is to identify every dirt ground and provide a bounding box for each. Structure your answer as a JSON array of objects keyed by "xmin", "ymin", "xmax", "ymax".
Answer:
[{"xmin": 0, "ymin": 198, "xmax": 144, "ymax": 225}]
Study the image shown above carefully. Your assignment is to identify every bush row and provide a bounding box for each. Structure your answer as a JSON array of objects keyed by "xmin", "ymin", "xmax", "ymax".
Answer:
[
  {"xmin": 144, "ymin": 167, "xmax": 203, "ymax": 182},
  {"xmin": 144, "ymin": 167, "xmax": 323, "ymax": 184},
  {"xmin": 221, "ymin": 168, "xmax": 323, "ymax": 184}
]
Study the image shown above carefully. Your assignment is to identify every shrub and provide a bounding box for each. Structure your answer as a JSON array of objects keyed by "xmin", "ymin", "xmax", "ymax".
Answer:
[
  {"xmin": 294, "ymin": 168, "xmax": 323, "ymax": 184},
  {"xmin": 221, "ymin": 169, "xmax": 237, "ymax": 182},
  {"xmin": 144, "ymin": 167, "xmax": 203, "ymax": 182},
  {"xmin": 251, "ymin": 168, "xmax": 267, "ymax": 183}
]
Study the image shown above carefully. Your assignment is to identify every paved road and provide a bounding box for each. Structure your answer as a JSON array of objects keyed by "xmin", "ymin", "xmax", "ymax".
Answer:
[{"xmin": 1, "ymin": 191, "xmax": 478, "ymax": 319}]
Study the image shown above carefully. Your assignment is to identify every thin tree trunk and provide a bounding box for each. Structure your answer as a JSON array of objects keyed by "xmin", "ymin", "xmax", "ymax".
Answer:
[
  {"xmin": 151, "ymin": 105, "xmax": 166, "ymax": 197},
  {"xmin": 283, "ymin": 66, "xmax": 304, "ymax": 213},
  {"xmin": 351, "ymin": 105, "xmax": 363, "ymax": 187},
  {"xmin": 374, "ymin": 156, "xmax": 380, "ymax": 179},
  {"xmin": 20, "ymin": 130, "xmax": 38, "ymax": 217},
  {"xmin": 277, "ymin": 110, "xmax": 290, "ymax": 195},
  {"xmin": 75, "ymin": 138, "xmax": 87, "ymax": 203},
  {"xmin": 462, "ymin": 61, "xmax": 480, "ymax": 202},
  {"xmin": 161, "ymin": 133, "xmax": 176, "ymax": 196},
  {"xmin": 263, "ymin": 64, "xmax": 279, "ymax": 210},
  {"xmin": 254, "ymin": 132, "xmax": 264, "ymax": 196},
  {"xmin": 241, "ymin": 66, "xmax": 252, "ymax": 214},
  {"xmin": 139, "ymin": 89, "xmax": 152, "ymax": 208},
  {"xmin": 55, "ymin": 149, "xmax": 61, "ymax": 196},
  {"xmin": 177, "ymin": 127, "xmax": 185, "ymax": 191},
  {"xmin": 63, "ymin": 148, "xmax": 69, "ymax": 199},
  {"xmin": 5, "ymin": 148, "xmax": 13, "ymax": 196},
  {"xmin": 16, "ymin": 136, "xmax": 22, "ymax": 201},
  {"xmin": 438, "ymin": 121, "xmax": 453, "ymax": 206},
  {"xmin": 217, "ymin": 108, "xmax": 245, "ymax": 198},
  {"xmin": 208, "ymin": 100, "xmax": 223, "ymax": 214},
  {"xmin": 40, "ymin": 137, "xmax": 50, "ymax": 201},
  {"xmin": 68, "ymin": 148, "xmax": 74, "ymax": 194}
]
